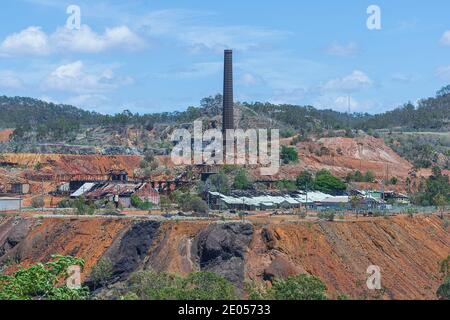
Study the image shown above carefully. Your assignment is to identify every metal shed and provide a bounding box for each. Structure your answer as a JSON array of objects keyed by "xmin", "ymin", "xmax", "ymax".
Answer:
[{"xmin": 0, "ymin": 197, "xmax": 22, "ymax": 211}]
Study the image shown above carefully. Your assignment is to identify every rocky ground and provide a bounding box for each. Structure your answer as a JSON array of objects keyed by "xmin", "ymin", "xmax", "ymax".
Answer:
[{"xmin": 0, "ymin": 214, "xmax": 448, "ymax": 300}]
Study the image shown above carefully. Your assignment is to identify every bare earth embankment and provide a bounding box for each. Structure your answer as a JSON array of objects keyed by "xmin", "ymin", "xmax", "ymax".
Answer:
[{"xmin": 0, "ymin": 215, "xmax": 448, "ymax": 300}]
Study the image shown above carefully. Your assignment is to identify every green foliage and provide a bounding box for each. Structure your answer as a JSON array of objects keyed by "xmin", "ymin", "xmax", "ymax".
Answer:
[
  {"xmin": 437, "ymin": 255, "xmax": 450, "ymax": 300},
  {"xmin": 159, "ymin": 195, "xmax": 172, "ymax": 213},
  {"xmin": 296, "ymin": 171, "xmax": 314, "ymax": 189},
  {"xmin": 268, "ymin": 274, "xmax": 328, "ymax": 300},
  {"xmin": 206, "ymin": 172, "xmax": 230, "ymax": 195},
  {"xmin": 73, "ymin": 197, "xmax": 96, "ymax": 215},
  {"xmin": 34, "ymin": 162, "xmax": 42, "ymax": 171},
  {"xmin": 233, "ymin": 169, "xmax": 252, "ymax": 190},
  {"xmin": 280, "ymin": 128, "xmax": 296, "ymax": 138},
  {"xmin": 281, "ymin": 145, "xmax": 298, "ymax": 164},
  {"xmin": 390, "ymin": 176, "xmax": 398, "ymax": 185},
  {"xmin": 89, "ymin": 258, "xmax": 113, "ymax": 290},
  {"xmin": 0, "ymin": 255, "xmax": 88, "ymax": 300},
  {"xmin": 314, "ymin": 170, "xmax": 347, "ymax": 195},
  {"xmin": 318, "ymin": 210, "xmax": 336, "ymax": 221},
  {"xmin": 276, "ymin": 179, "xmax": 297, "ymax": 192},
  {"xmin": 172, "ymin": 192, "xmax": 208, "ymax": 214},
  {"xmin": 346, "ymin": 170, "xmax": 375, "ymax": 183},
  {"xmin": 31, "ymin": 196, "xmax": 44, "ymax": 209},
  {"xmin": 187, "ymin": 196, "xmax": 208, "ymax": 214},
  {"xmin": 412, "ymin": 166, "xmax": 450, "ymax": 206},
  {"xmin": 131, "ymin": 194, "xmax": 153, "ymax": 210},
  {"xmin": 124, "ymin": 271, "xmax": 236, "ymax": 300},
  {"xmin": 437, "ymin": 278, "xmax": 450, "ymax": 300}
]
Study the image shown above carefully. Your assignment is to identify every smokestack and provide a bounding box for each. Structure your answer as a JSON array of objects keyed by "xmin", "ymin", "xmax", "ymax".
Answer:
[{"xmin": 222, "ymin": 49, "xmax": 234, "ymax": 134}]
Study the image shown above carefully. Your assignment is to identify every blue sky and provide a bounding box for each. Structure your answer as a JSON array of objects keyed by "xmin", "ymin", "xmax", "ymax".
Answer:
[{"xmin": 0, "ymin": 0, "xmax": 449, "ymax": 115}]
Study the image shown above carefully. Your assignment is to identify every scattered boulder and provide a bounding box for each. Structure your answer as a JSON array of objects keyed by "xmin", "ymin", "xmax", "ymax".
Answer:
[{"xmin": 263, "ymin": 255, "xmax": 304, "ymax": 282}]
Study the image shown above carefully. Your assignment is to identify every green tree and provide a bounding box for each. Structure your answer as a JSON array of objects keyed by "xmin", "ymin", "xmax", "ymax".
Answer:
[
  {"xmin": 131, "ymin": 194, "xmax": 153, "ymax": 210},
  {"xmin": 276, "ymin": 179, "xmax": 297, "ymax": 192},
  {"xmin": 437, "ymin": 255, "xmax": 450, "ymax": 300},
  {"xmin": 314, "ymin": 170, "xmax": 347, "ymax": 195},
  {"xmin": 125, "ymin": 271, "xmax": 236, "ymax": 300},
  {"xmin": 0, "ymin": 255, "xmax": 88, "ymax": 300},
  {"xmin": 281, "ymin": 145, "xmax": 298, "ymax": 164},
  {"xmin": 89, "ymin": 258, "xmax": 113, "ymax": 290},
  {"xmin": 296, "ymin": 171, "xmax": 314, "ymax": 190},
  {"xmin": 233, "ymin": 169, "xmax": 252, "ymax": 190},
  {"xmin": 159, "ymin": 195, "xmax": 172, "ymax": 213},
  {"xmin": 206, "ymin": 172, "xmax": 230, "ymax": 195},
  {"xmin": 364, "ymin": 171, "xmax": 376, "ymax": 183}
]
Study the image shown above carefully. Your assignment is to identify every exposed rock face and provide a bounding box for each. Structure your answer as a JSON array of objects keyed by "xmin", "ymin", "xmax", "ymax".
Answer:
[
  {"xmin": 263, "ymin": 255, "xmax": 303, "ymax": 282},
  {"xmin": 102, "ymin": 221, "xmax": 161, "ymax": 283},
  {"xmin": 0, "ymin": 217, "xmax": 33, "ymax": 260},
  {"xmin": 193, "ymin": 223, "xmax": 254, "ymax": 287},
  {"xmin": 0, "ymin": 216, "xmax": 448, "ymax": 299}
]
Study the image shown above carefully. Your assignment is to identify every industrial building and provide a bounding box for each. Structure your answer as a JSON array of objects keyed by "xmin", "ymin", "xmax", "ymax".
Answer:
[
  {"xmin": 71, "ymin": 182, "xmax": 160, "ymax": 208},
  {"xmin": 207, "ymin": 191, "xmax": 388, "ymax": 212},
  {"xmin": 0, "ymin": 197, "xmax": 23, "ymax": 211}
]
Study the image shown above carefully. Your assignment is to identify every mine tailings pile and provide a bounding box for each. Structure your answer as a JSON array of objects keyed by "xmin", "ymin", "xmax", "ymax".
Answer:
[{"xmin": 0, "ymin": 215, "xmax": 448, "ymax": 299}]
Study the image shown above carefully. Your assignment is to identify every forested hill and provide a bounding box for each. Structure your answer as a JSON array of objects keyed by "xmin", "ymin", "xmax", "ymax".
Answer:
[
  {"xmin": 357, "ymin": 86, "xmax": 450, "ymax": 130},
  {"xmin": 0, "ymin": 96, "xmax": 103, "ymax": 127},
  {"xmin": 1, "ymin": 85, "xmax": 449, "ymax": 132}
]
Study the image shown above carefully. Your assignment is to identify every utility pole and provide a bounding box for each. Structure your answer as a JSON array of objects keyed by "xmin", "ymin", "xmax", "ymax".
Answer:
[
  {"xmin": 305, "ymin": 181, "xmax": 309, "ymax": 217},
  {"xmin": 41, "ymin": 178, "xmax": 44, "ymax": 213}
]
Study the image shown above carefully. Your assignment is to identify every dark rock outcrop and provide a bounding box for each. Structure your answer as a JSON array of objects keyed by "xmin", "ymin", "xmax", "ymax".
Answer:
[
  {"xmin": 91, "ymin": 221, "xmax": 161, "ymax": 286},
  {"xmin": 0, "ymin": 218, "xmax": 33, "ymax": 262},
  {"xmin": 193, "ymin": 223, "xmax": 253, "ymax": 287}
]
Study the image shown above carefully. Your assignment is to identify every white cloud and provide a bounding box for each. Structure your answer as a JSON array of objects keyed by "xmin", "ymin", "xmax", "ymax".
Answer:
[
  {"xmin": 321, "ymin": 70, "xmax": 373, "ymax": 92},
  {"xmin": 138, "ymin": 9, "xmax": 288, "ymax": 53},
  {"xmin": 0, "ymin": 71, "xmax": 24, "ymax": 89},
  {"xmin": 65, "ymin": 94, "xmax": 110, "ymax": 110},
  {"xmin": 51, "ymin": 25, "xmax": 144, "ymax": 53},
  {"xmin": 440, "ymin": 30, "xmax": 450, "ymax": 46},
  {"xmin": 314, "ymin": 95, "xmax": 379, "ymax": 113},
  {"xmin": 0, "ymin": 26, "xmax": 50, "ymax": 56},
  {"xmin": 325, "ymin": 42, "xmax": 359, "ymax": 57},
  {"xmin": 240, "ymin": 73, "xmax": 263, "ymax": 86},
  {"xmin": 43, "ymin": 61, "xmax": 134, "ymax": 94},
  {"xmin": 0, "ymin": 24, "xmax": 144, "ymax": 56},
  {"xmin": 180, "ymin": 26, "xmax": 288, "ymax": 53},
  {"xmin": 436, "ymin": 65, "xmax": 450, "ymax": 81},
  {"xmin": 391, "ymin": 73, "xmax": 415, "ymax": 83}
]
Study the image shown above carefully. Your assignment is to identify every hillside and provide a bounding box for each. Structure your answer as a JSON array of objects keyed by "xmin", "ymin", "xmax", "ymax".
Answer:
[{"xmin": 0, "ymin": 215, "xmax": 448, "ymax": 300}]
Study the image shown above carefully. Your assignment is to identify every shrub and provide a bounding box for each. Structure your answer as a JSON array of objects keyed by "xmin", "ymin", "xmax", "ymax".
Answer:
[
  {"xmin": 0, "ymin": 255, "xmax": 89, "ymax": 300},
  {"xmin": 125, "ymin": 271, "xmax": 236, "ymax": 300},
  {"xmin": 268, "ymin": 274, "xmax": 328, "ymax": 300},
  {"xmin": 296, "ymin": 171, "xmax": 314, "ymax": 189},
  {"xmin": 318, "ymin": 210, "xmax": 335, "ymax": 221},
  {"xmin": 73, "ymin": 197, "xmax": 95, "ymax": 215},
  {"xmin": 131, "ymin": 194, "xmax": 153, "ymax": 210},
  {"xmin": 89, "ymin": 258, "xmax": 113, "ymax": 290},
  {"xmin": 31, "ymin": 196, "xmax": 44, "ymax": 208},
  {"xmin": 276, "ymin": 179, "xmax": 297, "ymax": 192},
  {"xmin": 281, "ymin": 145, "xmax": 299, "ymax": 164},
  {"xmin": 233, "ymin": 169, "xmax": 252, "ymax": 190}
]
